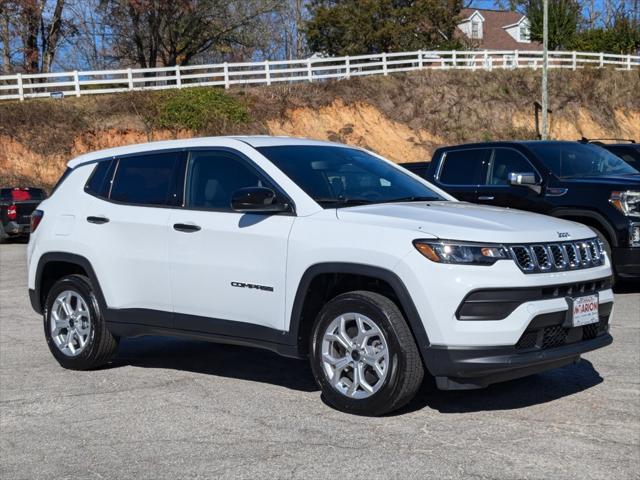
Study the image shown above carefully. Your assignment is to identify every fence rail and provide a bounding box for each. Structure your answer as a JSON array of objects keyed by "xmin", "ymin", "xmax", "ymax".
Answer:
[{"xmin": 1, "ymin": 49, "xmax": 638, "ymax": 101}]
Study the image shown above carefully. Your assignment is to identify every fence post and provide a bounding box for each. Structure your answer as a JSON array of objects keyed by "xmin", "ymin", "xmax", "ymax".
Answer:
[
  {"xmin": 127, "ymin": 68, "xmax": 133, "ymax": 91},
  {"xmin": 572, "ymin": 51, "xmax": 577, "ymax": 70},
  {"xmin": 382, "ymin": 52, "xmax": 388, "ymax": 75},
  {"xmin": 175, "ymin": 65, "xmax": 182, "ymax": 88},
  {"xmin": 418, "ymin": 50, "xmax": 423, "ymax": 69},
  {"xmin": 73, "ymin": 70, "xmax": 81, "ymax": 97},
  {"xmin": 307, "ymin": 58, "xmax": 313, "ymax": 82},
  {"xmin": 514, "ymin": 50, "xmax": 519, "ymax": 69},
  {"xmin": 264, "ymin": 60, "xmax": 271, "ymax": 86},
  {"xmin": 223, "ymin": 62, "xmax": 229, "ymax": 89},
  {"xmin": 17, "ymin": 73, "xmax": 24, "ymax": 101},
  {"xmin": 599, "ymin": 52, "xmax": 604, "ymax": 68},
  {"xmin": 452, "ymin": 50, "xmax": 457, "ymax": 68},
  {"xmin": 483, "ymin": 50, "xmax": 490, "ymax": 71},
  {"xmin": 345, "ymin": 56, "xmax": 350, "ymax": 78},
  {"xmin": 628, "ymin": 54, "xmax": 632, "ymax": 70}
]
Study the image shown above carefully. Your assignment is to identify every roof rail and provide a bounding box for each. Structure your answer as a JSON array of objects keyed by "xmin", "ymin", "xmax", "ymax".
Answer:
[{"xmin": 579, "ymin": 137, "xmax": 636, "ymax": 144}]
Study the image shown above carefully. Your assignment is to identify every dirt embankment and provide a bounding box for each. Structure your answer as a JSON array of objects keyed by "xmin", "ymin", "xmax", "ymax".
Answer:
[{"xmin": 1, "ymin": 68, "xmax": 639, "ymax": 188}]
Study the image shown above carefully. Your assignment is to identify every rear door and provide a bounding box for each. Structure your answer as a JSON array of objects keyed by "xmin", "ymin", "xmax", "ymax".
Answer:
[
  {"xmin": 476, "ymin": 147, "xmax": 544, "ymax": 211},
  {"xmin": 81, "ymin": 151, "xmax": 185, "ymax": 325},
  {"xmin": 168, "ymin": 148, "xmax": 294, "ymax": 335},
  {"xmin": 431, "ymin": 148, "xmax": 489, "ymax": 202}
]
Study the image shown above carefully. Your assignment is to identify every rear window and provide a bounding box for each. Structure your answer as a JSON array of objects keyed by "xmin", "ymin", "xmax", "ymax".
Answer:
[
  {"xmin": 109, "ymin": 152, "xmax": 181, "ymax": 206},
  {"xmin": 438, "ymin": 149, "xmax": 487, "ymax": 185},
  {"xmin": 85, "ymin": 161, "xmax": 115, "ymax": 198}
]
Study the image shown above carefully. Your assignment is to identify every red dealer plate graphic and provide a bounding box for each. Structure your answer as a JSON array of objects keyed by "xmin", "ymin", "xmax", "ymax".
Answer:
[{"xmin": 571, "ymin": 294, "xmax": 599, "ymax": 327}]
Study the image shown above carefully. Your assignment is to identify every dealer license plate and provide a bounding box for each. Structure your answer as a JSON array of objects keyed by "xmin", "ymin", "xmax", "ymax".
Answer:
[{"xmin": 570, "ymin": 294, "xmax": 599, "ymax": 327}]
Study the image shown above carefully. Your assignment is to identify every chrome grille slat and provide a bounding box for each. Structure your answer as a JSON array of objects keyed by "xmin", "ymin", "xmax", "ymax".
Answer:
[
  {"xmin": 549, "ymin": 244, "xmax": 567, "ymax": 269},
  {"xmin": 509, "ymin": 238, "xmax": 604, "ymax": 274}
]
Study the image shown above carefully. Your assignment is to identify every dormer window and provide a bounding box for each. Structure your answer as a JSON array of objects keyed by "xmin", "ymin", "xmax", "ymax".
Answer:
[
  {"xmin": 519, "ymin": 23, "xmax": 530, "ymax": 41},
  {"xmin": 471, "ymin": 20, "xmax": 481, "ymax": 39}
]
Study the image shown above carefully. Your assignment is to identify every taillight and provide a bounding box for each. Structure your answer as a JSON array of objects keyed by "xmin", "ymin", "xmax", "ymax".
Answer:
[
  {"xmin": 7, "ymin": 204, "xmax": 16, "ymax": 220},
  {"xmin": 31, "ymin": 209, "xmax": 44, "ymax": 232}
]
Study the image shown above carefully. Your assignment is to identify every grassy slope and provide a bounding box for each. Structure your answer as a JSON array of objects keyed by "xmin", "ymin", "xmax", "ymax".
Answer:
[{"xmin": 1, "ymin": 68, "xmax": 638, "ymax": 188}]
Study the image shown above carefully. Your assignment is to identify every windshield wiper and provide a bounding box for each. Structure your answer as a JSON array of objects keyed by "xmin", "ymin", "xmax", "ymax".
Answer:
[
  {"xmin": 380, "ymin": 196, "xmax": 441, "ymax": 203},
  {"xmin": 315, "ymin": 197, "xmax": 374, "ymax": 207}
]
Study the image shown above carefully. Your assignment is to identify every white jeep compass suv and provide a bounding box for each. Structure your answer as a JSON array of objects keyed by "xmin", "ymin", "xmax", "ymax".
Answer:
[{"xmin": 27, "ymin": 137, "xmax": 614, "ymax": 415}]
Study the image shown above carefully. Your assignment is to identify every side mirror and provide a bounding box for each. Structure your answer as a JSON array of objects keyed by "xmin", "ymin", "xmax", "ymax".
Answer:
[
  {"xmin": 231, "ymin": 187, "xmax": 291, "ymax": 213},
  {"xmin": 508, "ymin": 172, "xmax": 541, "ymax": 193},
  {"xmin": 509, "ymin": 172, "xmax": 537, "ymax": 185}
]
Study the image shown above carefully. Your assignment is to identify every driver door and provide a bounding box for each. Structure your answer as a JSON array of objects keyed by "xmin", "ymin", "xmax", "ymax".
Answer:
[
  {"xmin": 168, "ymin": 149, "xmax": 295, "ymax": 334},
  {"xmin": 476, "ymin": 147, "xmax": 544, "ymax": 212}
]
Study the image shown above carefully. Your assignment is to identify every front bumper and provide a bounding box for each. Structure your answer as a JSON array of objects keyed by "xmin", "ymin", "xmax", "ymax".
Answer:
[
  {"xmin": 612, "ymin": 247, "xmax": 640, "ymax": 279},
  {"xmin": 427, "ymin": 333, "xmax": 612, "ymax": 390},
  {"xmin": 425, "ymin": 303, "xmax": 613, "ymax": 390}
]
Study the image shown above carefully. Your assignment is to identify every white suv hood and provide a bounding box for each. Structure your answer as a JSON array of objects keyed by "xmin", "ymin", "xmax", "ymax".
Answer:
[{"xmin": 336, "ymin": 201, "xmax": 594, "ymax": 243}]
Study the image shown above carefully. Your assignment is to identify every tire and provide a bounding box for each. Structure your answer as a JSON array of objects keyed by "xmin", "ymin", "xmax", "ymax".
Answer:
[
  {"xmin": 310, "ymin": 291, "xmax": 424, "ymax": 416},
  {"xmin": 43, "ymin": 274, "xmax": 118, "ymax": 370},
  {"xmin": 593, "ymin": 229, "xmax": 616, "ymax": 284}
]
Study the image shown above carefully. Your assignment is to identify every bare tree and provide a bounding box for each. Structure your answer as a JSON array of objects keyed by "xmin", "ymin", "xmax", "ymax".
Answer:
[
  {"xmin": 41, "ymin": 0, "xmax": 65, "ymax": 72},
  {"xmin": 103, "ymin": 0, "xmax": 284, "ymax": 68},
  {"xmin": 0, "ymin": 0, "xmax": 70, "ymax": 73},
  {"xmin": 1, "ymin": 2, "xmax": 13, "ymax": 73}
]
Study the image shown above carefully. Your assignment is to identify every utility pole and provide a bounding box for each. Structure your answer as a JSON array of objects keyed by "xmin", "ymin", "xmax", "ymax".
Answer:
[{"xmin": 541, "ymin": 0, "xmax": 549, "ymax": 140}]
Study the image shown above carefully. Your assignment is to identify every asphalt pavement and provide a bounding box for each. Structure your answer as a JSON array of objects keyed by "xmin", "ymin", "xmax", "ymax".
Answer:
[{"xmin": 1, "ymin": 243, "xmax": 638, "ymax": 479}]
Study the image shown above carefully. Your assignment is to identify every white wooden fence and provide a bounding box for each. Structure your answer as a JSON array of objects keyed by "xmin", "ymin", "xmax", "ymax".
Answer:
[{"xmin": 1, "ymin": 49, "xmax": 638, "ymax": 101}]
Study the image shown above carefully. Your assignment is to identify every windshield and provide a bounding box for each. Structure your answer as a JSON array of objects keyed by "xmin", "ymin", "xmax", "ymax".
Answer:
[
  {"xmin": 527, "ymin": 142, "xmax": 640, "ymax": 178},
  {"xmin": 257, "ymin": 145, "xmax": 445, "ymax": 207},
  {"xmin": 605, "ymin": 145, "xmax": 640, "ymax": 171}
]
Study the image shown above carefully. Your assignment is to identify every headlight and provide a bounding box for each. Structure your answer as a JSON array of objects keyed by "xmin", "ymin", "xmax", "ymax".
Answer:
[
  {"xmin": 413, "ymin": 240, "xmax": 510, "ymax": 265},
  {"xmin": 610, "ymin": 190, "xmax": 640, "ymax": 216}
]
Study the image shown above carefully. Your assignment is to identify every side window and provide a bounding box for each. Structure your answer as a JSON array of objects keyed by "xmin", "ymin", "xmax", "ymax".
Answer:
[
  {"xmin": 110, "ymin": 152, "xmax": 180, "ymax": 206},
  {"xmin": 438, "ymin": 149, "xmax": 486, "ymax": 185},
  {"xmin": 85, "ymin": 161, "xmax": 114, "ymax": 198},
  {"xmin": 486, "ymin": 148, "xmax": 539, "ymax": 185},
  {"xmin": 186, "ymin": 150, "xmax": 275, "ymax": 210}
]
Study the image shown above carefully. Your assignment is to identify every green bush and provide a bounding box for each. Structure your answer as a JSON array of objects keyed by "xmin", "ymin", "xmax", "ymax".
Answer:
[{"xmin": 157, "ymin": 87, "xmax": 250, "ymax": 131}]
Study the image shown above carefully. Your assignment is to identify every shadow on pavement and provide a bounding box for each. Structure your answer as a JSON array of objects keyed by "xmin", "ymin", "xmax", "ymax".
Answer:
[
  {"xmin": 397, "ymin": 359, "xmax": 603, "ymax": 415},
  {"xmin": 111, "ymin": 336, "xmax": 604, "ymax": 413},
  {"xmin": 111, "ymin": 335, "xmax": 319, "ymax": 392}
]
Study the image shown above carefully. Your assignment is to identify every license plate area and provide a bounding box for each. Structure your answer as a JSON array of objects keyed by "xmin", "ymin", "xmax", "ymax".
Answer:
[{"xmin": 568, "ymin": 294, "xmax": 599, "ymax": 327}]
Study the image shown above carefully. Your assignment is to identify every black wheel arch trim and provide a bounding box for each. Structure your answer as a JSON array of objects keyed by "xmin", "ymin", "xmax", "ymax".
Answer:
[
  {"xmin": 288, "ymin": 262, "xmax": 433, "ymax": 369},
  {"xmin": 32, "ymin": 252, "xmax": 107, "ymax": 315},
  {"xmin": 549, "ymin": 208, "xmax": 618, "ymax": 247}
]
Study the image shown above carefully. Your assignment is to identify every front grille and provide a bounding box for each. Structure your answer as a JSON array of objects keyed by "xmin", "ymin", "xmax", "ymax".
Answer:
[
  {"xmin": 515, "ymin": 309, "xmax": 611, "ymax": 352},
  {"xmin": 509, "ymin": 238, "xmax": 604, "ymax": 274},
  {"xmin": 541, "ymin": 325, "xmax": 569, "ymax": 349},
  {"xmin": 511, "ymin": 246, "xmax": 535, "ymax": 271}
]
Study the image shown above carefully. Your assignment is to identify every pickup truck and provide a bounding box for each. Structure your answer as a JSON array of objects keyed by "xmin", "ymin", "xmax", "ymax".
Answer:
[
  {"xmin": 0, "ymin": 187, "xmax": 47, "ymax": 243},
  {"xmin": 405, "ymin": 141, "xmax": 640, "ymax": 280}
]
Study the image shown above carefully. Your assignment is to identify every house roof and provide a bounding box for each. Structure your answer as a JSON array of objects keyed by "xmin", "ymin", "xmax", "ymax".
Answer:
[{"xmin": 458, "ymin": 8, "xmax": 543, "ymax": 51}]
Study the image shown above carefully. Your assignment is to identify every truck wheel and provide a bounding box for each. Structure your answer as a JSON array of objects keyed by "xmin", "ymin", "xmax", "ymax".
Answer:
[
  {"xmin": 310, "ymin": 291, "xmax": 424, "ymax": 416},
  {"xmin": 43, "ymin": 275, "xmax": 118, "ymax": 370}
]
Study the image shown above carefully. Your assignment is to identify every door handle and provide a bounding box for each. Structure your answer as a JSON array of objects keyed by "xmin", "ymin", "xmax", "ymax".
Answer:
[
  {"xmin": 87, "ymin": 216, "xmax": 109, "ymax": 224},
  {"xmin": 173, "ymin": 223, "xmax": 201, "ymax": 233},
  {"xmin": 477, "ymin": 196, "xmax": 495, "ymax": 201}
]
